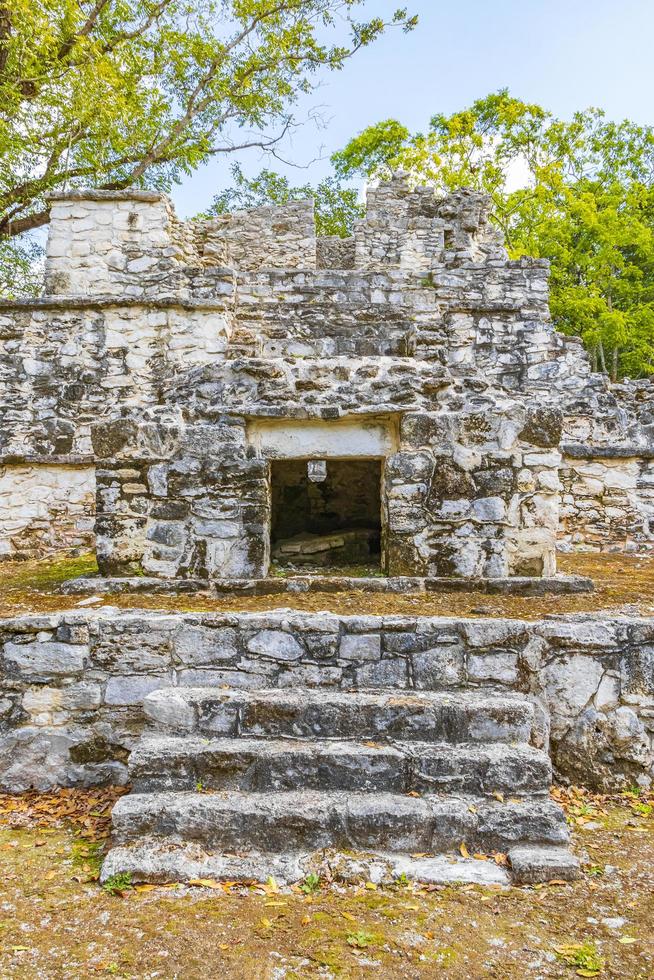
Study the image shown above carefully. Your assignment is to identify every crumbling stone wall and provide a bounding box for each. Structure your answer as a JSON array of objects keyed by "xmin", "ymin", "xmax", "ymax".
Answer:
[
  {"xmin": 355, "ymin": 184, "xmax": 506, "ymax": 271},
  {"xmin": 0, "ymin": 177, "xmax": 652, "ymax": 559},
  {"xmin": 92, "ymin": 415, "xmax": 269, "ymax": 580},
  {"xmin": 196, "ymin": 199, "xmax": 316, "ymax": 271},
  {"xmin": 0, "ymin": 463, "xmax": 95, "ymax": 558},
  {"xmin": 1, "ymin": 609, "xmax": 651, "ymax": 791},
  {"xmin": 559, "ymin": 451, "xmax": 654, "ymax": 552},
  {"xmin": 316, "ymin": 236, "xmax": 355, "ymax": 269},
  {"xmin": 45, "ymin": 190, "xmax": 200, "ymax": 298}
]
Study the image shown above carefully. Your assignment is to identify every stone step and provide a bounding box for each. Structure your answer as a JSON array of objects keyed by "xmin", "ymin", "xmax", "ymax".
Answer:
[
  {"xmin": 143, "ymin": 687, "xmax": 539, "ymax": 745},
  {"xmin": 129, "ymin": 736, "xmax": 552, "ymax": 797},
  {"xmin": 110, "ymin": 790, "xmax": 569, "ymax": 856},
  {"xmin": 507, "ymin": 845, "xmax": 580, "ymax": 884},
  {"xmin": 101, "ymin": 840, "xmax": 513, "ymax": 887}
]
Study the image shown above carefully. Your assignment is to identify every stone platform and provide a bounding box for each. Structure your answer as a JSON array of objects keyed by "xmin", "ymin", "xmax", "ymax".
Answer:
[
  {"xmin": 4, "ymin": 606, "xmax": 653, "ymax": 888},
  {"xmin": 60, "ymin": 573, "xmax": 594, "ymax": 597}
]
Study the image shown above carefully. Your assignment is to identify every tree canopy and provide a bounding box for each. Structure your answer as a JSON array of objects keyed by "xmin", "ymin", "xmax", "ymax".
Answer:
[
  {"xmin": 0, "ymin": 0, "xmax": 414, "ymax": 293},
  {"xmin": 220, "ymin": 92, "xmax": 654, "ymax": 379},
  {"xmin": 205, "ymin": 163, "xmax": 364, "ymax": 236},
  {"xmin": 332, "ymin": 92, "xmax": 654, "ymax": 380}
]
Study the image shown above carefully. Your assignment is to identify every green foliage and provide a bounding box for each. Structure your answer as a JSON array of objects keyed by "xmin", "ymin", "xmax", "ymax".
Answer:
[
  {"xmin": 206, "ymin": 163, "xmax": 363, "ymax": 237},
  {"xmin": 0, "ymin": 0, "xmax": 414, "ymax": 289},
  {"xmin": 102, "ymin": 871, "xmax": 133, "ymax": 895},
  {"xmin": 299, "ymin": 872, "xmax": 321, "ymax": 894},
  {"xmin": 333, "ymin": 91, "xmax": 654, "ymax": 380},
  {"xmin": 555, "ymin": 941, "xmax": 604, "ymax": 976},
  {"xmin": 0, "ymin": 235, "xmax": 44, "ymax": 297}
]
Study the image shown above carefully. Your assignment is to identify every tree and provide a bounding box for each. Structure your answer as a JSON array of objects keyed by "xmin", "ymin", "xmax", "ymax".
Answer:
[
  {"xmin": 0, "ymin": 0, "xmax": 415, "ymax": 294},
  {"xmin": 205, "ymin": 163, "xmax": 363, "ymax": 236},
  {"xmin": 331, "ymin": 92, "xmax": 654, "ymax": 379}
]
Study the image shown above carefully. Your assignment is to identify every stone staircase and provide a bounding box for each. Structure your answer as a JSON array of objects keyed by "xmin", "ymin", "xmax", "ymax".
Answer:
[{"xmin": 102, "ymin": 686, "xmax": 580, "ymax": 887}]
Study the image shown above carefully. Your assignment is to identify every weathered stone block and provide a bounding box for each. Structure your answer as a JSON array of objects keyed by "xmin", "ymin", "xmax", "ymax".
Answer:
[
  {"xmin": 3, "ymin": 641, "xmax": 87, "ymax": 680},
  {"xmin": 104, "ymin": 674, "xmax": 170, "ymax": 706},
  {"xmin": 468, "ymin": 652, "xmax": 519, "ymax": 685},
  {"xmin": 246, "ymin": 630, "xmax": 304, "ymax": 662},
  {"xmin": 173, "ymin": 626, "xmax": 239, "ymax": 666},
  {"xmin": 339, "ymin": 634, "xmax": 381, "ymax": 662},
  {"xmin": 411, "ymin": 646, "xmax": 465, "ymax": 688}
]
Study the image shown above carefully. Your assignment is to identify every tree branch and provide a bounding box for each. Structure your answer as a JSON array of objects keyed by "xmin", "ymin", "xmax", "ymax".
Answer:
[{"xmin": 57, "ymin": 0, "xmax": 111, "ymax": 61}]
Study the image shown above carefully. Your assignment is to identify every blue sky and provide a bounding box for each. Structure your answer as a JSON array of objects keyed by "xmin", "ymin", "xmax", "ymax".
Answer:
[{"xmin": 173, "ymin": 0, "xmax": 654, "ymax": 217}]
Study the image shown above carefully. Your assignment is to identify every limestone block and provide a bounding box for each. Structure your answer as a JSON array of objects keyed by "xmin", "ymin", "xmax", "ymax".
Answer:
[
  {"xmin": 22, "ymin": 683, "xmax": 102, "ymax": 725},
  {"xmin": 603, "ymin": 465, "xmax": 639, "ymax": 490},
  {"xmin": 461, "ymin": 620, "xmax": 527, "ymax": 649},
  {"xmin": 246, "ymin": 630, "xmax": 304, "ymax": 662},
  {"xmin": 173, "ymin": 626, "xmax": 239, "ymax": 666},
  {"xmin": 411, "ymin": 646, "xmax": 465, "ymax": 688},
  {"xmin": 537, "ymin": 470, "xmax": 562, "ymax": 492},
  {"xmin": 536, "ymin": 621, "xmax": 617, "ymax": 650},
  {"xmin": 104, "ymin": 674, "xmax": 170, "ymax": 705},
  {"xmin": 472, "ymin": 497, "xmax": 506, "ymax": 522},
  {"xmin": 523, "ymin": 451, "xmax": 562, "ymax": 468},
  {"xmin": 339, "ymin": 634, "xmax": 381, "ymax": 662},
  {"xmin": 543, "ymin": 655, "xmax": 604, "ymax": 735},
  {"xmin": 4, "ymin": 641, "xmax": 87, "ymax": 680},
  {"xmin": 610, "ymin": 705, "xmax": 647, "ymax": 747},
  {"xmin": 468, "ymin": 652, "xmax": 519, "ymax": 684},
  {"xmin": 354, "ymin": 657, "xmax": 407, "ymax": 688}
]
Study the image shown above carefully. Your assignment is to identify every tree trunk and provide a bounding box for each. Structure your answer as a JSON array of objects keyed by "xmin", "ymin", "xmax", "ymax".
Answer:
[{"xmin": 611, "ymin": 347, "xmax": 619, "ymax": 383}]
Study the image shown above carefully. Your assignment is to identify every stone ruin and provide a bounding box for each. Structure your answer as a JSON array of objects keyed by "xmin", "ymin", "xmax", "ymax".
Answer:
[
  {"xmin": 0, "ymin": 177, "xmax": 653, "ymax": 887},
  {"xmin": 0, "ymin": 177, "xmax": 652, "ymax": 573}
]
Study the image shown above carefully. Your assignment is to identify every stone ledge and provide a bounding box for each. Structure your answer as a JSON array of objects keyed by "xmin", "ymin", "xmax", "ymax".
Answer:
[
  {"xmin": 45, "ymin": 189, "xmax": 165, "ymax": 203},
  {"xmin": 0, "ymin": 454, "xmax": 94, "ymax": 466},
  {"xmin": 0, "ymin": 293, "xmax": 234, "ymax": 313},
  {"xmin": 60, "ymin": 573, "xmax": 594, "ymax": 597},
  {"xmin": 562, "ymin": 442, "xmax": 654, "ymax": 460}
]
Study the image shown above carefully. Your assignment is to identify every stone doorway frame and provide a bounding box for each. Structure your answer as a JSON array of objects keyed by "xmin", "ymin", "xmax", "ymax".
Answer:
[{"xmin": 245, "ymin": 416, "xmax": 399, "ymax": 578}]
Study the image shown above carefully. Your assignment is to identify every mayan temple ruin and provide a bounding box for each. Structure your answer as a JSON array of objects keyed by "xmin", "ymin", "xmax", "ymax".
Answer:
[{"xmin": 0, "ymin": 176, "xmax": 653, "ymax": 887}]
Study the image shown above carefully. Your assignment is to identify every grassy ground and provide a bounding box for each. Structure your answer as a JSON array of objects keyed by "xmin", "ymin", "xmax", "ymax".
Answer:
[
  {"xmin": 0, "ymin": 787, "xmax": 652, "ymax": 978},
  {"xmin": 0, "ymin": 551, "xmax": 653, "ymax": 620}
]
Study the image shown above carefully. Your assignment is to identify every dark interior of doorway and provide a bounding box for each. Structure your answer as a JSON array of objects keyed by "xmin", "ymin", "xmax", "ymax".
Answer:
[{"xmin": 270, "ymin": 458, "xmax": 382, "ymax": 573}]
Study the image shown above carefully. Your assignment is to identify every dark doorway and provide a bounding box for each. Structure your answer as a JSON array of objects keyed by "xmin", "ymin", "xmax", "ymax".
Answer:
[{"xmin": 270, "ymin": 458, "xmax": 382, "ymax": 572}]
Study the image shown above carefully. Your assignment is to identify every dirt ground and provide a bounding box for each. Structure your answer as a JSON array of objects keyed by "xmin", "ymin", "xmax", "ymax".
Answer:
[
  {"xmin": 0, "ymin": 787, "xmax": 652, "ymax": 979},
  {"xmin": 0, "ymin": 551, "xmax": 652, "ymax": 620}
]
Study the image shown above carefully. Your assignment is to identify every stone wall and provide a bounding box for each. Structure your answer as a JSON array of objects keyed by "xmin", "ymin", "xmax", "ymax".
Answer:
[
  {"xmin": 0, "ymin": 463, "xmax": 95, "ymax": 558},
  {"xmin": 354, "ymin": 183, "xmax": 507, "ymax": 272},
  {"xmin": 0, "ymin": 298, "xmax": 233, "ymax": 458},
  {"xmin": 1, "ymin": 609, "xmax": 652, "ymax": 791},
  {"xmin": 90, "ymin": 399, "xmax": 561, "ymax": 580},
  {"xmin": 316, "ymin": 236, "xmax": 355, "ymax": 269},
  {"xmin": 197, "ymin": 200, "xmax": 316, "ymax": 271},
  {"xmin": 559, "ymin": 451, "xmax": 654, "ymax": 552},
  {"xmin": 44, "ymin": 190, "xmax": 199, "ymax": 298}
]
